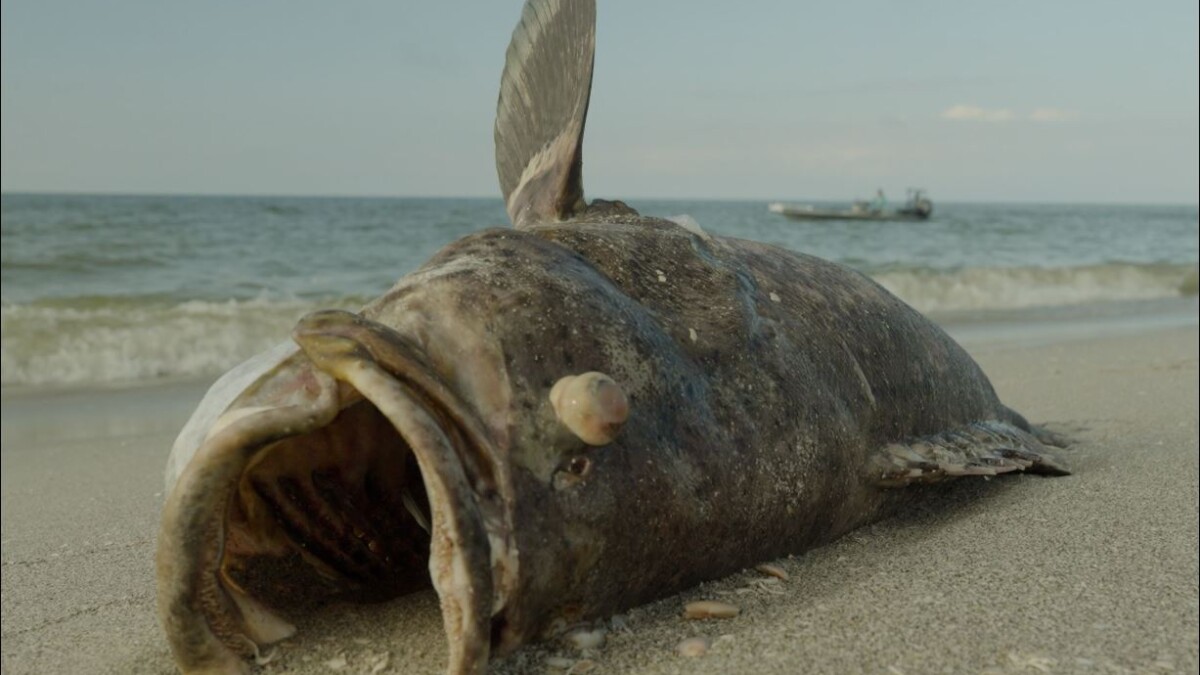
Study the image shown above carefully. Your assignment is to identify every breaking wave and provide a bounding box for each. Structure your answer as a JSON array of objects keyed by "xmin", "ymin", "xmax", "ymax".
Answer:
[
  {"xmin": 1, "ymin": 295, "xmax": 366, "ymax": 387},
  {"xmin": 1, "ymin": 262, "xmax": 1195, "ymax": 387},
  {"xmin": 872, "ymin": 262, "xmax": 1197, "ymax": 314}
]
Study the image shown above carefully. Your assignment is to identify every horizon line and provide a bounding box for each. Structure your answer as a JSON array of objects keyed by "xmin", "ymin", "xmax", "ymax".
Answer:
[{"xmin": 1, "ymin": 189, "xmax": 1197, "ymax": 209}]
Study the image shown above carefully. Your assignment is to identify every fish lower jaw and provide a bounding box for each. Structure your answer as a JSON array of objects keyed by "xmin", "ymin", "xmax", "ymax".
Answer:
[{"xmin": 160, "ymin": 311, "xmax": 516, "ymax": 675}]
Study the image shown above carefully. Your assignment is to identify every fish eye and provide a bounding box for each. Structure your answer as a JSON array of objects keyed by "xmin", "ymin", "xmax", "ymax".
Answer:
[
  {"xmin": 552, "ymin": 455, "xmax": 593, "ymax": 491},
  {"xmin": 567, "ymin": 455, "xmax": 591, "ymax": 476}
]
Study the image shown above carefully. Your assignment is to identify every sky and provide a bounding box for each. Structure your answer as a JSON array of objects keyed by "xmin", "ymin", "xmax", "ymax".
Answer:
[{"xmin": 2, "ymin": 0, "xmax": 1197, "ymax": 203}]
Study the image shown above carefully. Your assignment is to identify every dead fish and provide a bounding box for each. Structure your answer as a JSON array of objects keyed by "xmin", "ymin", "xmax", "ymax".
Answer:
[{"xmin": 155, "ymin": 1, "xmax": 1069, "ymax": 673}]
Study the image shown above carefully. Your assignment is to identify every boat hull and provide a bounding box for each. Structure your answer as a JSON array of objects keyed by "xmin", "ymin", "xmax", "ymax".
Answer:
[{"xmin": 769, "ymin": 206, "xmax": 929, "ymax": 222}]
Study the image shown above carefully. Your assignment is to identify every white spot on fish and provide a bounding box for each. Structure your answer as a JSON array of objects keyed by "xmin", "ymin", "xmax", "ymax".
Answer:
[
  {"xmin": 689, "ymin": 328, "xmax": 698, "ymax": 342},
  {"xmin": 769, "ymin": 292, "xmax": 781, "ymax": 303},
  {"xmin": 656, "ymin": 270, "xmax": 667, "ymax": 283}
]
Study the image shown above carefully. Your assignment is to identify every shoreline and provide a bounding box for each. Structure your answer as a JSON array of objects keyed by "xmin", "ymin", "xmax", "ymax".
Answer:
[{"xmin": 2, "ymin": 311, "xmax": 1197, "ymax": 674}]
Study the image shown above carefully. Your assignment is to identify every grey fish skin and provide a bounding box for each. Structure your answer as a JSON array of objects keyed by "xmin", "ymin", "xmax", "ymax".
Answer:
[
  {"xmin": 155, "ymin": 0, "xmax": 1069, "ymax": 672},
  {"xmin": 359, "ymin": 213, "xmax": 1063, "ymax": 652}
]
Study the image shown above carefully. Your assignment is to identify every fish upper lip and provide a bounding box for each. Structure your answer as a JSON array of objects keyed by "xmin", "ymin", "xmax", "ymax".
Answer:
[
  {"xmin": 319, "ymin": 359, "xmax": 496, "ymax": 673},
  {"xmin": 291, "ymin": 314, "xmax": 506, "ymax": 673},
  {"xmin": 291, "ymin": 310, "xmax": 518, "ymax": 612}
]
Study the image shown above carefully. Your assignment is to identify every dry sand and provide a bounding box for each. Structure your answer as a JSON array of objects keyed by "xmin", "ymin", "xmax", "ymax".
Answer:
[{"xmin": 2, "ymin": 314, "xmax": 1197, "ymax": 674}]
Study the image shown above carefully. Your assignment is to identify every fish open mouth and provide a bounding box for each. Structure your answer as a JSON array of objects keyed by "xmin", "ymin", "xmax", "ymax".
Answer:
[
  {"xmin": 225, "ymin": 395, "xmax": 438, "ymax": 608},
  {"xmin": 156, "ymin": 310, "xmax": 510, "ymax": 675}
]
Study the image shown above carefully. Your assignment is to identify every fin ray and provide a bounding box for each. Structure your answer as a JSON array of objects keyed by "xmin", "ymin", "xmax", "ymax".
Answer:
[
  {"xmin": 495, "ymin": 0, "xmax": 595, "ymax": 227},
  {"xmin": 870, "ymin": 420, "xmax": 1070, "ymax": 488}
]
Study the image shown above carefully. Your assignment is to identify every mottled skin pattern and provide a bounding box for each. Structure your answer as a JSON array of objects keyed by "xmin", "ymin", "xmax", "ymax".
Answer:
[{"xmin": 356, "ymin": 210, "xmax": 1030, "ymax": 650}]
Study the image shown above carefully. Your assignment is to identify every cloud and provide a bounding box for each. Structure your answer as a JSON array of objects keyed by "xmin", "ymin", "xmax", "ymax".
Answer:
[
  {"xmin": 941, "ymin": 104, "xmax": 1081, "ymax": 123},
  {"xmin": 941, "ymin": 104, "xmax": 1015, "ymax": 123},
  {"xmin": 1029, "ymin": 107, "xmax": 1079, "ymax": 122}
]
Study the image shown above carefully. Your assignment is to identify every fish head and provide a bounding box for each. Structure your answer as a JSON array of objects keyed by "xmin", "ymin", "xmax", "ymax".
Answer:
[
  {"xmin": 155, "ymin": 227, "xmax": 692, "ymax": 673},
  {"xmin": 156, "ymin": 259, "xmax": 513, "ymax": 674}
]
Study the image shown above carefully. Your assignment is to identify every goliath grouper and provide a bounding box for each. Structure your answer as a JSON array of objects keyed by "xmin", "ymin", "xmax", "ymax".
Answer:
[{"xmin": 155, "ymin": 1, "xmax": 1069, "ymax": 672}]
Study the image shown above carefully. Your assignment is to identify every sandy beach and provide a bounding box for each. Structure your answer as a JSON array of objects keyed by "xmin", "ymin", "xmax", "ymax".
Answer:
[{"xmin": 2, "ymin": 308, "xmax": 1197, "ymax": 675}]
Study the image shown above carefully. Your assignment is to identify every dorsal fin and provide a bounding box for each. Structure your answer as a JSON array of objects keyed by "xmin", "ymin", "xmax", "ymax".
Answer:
[{"xmin": 494, "ymin": 0, "xmax": 595, "ymax": 228}]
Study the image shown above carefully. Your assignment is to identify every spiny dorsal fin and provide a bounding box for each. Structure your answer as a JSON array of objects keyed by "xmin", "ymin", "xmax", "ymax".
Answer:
[{"xmin": 495, "ymin": 0, "xmax": 595, "ymax": 228}]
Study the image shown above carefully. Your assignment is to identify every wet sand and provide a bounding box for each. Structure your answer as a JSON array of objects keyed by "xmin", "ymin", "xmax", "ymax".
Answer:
[{"xmin": 2, "ymin": 312, "xmax": 1197, "ymax": 674}]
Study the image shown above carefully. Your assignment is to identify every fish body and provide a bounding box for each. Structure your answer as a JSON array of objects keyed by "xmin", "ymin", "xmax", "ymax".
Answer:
[{"xmin": 358, "ymin": 214, "xmax": 1063, "ymax": 646}]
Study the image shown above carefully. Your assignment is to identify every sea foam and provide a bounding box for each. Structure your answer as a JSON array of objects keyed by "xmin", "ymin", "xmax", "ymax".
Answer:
[
  {"xmin": 1, "ymin": 263, "xmax": 1195, "ymax": 387},
  {"xmin": 0, "ymin": 296, "xmax": 363, "ymax": 387},
  {"xmin": 874, "ymin": 262, "xmax": 1196, "ymax": 314}
]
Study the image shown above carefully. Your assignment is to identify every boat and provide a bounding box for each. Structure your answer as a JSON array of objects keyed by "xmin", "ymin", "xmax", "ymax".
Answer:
[{"xmin": 769, "ymin": 189, "xmax": 933, "ymax": 222}]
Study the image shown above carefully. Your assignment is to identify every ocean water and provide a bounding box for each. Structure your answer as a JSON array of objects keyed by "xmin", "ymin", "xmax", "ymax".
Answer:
[{"xmin": 2, "ymin": 193, "xmax": 1196, "ymax": 387}]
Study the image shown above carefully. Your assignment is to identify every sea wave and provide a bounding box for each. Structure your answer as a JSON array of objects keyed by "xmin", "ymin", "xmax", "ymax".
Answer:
[
  {"xmin": 1, "ymin": 262, "xmax": 1195, "ymax": 387},
  {"xmin": 873, "ymin": 262, "xmax": 1197, "ymax": 314},
  {"xmin": 0, "ymin": 295, "xmax": 366, "ymax": 387}
]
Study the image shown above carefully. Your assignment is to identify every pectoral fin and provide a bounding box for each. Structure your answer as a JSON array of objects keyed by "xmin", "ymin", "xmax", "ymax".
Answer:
[{"xmin": 869, "ymin": 421, "xmax": 1071, "ymax": 488}]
